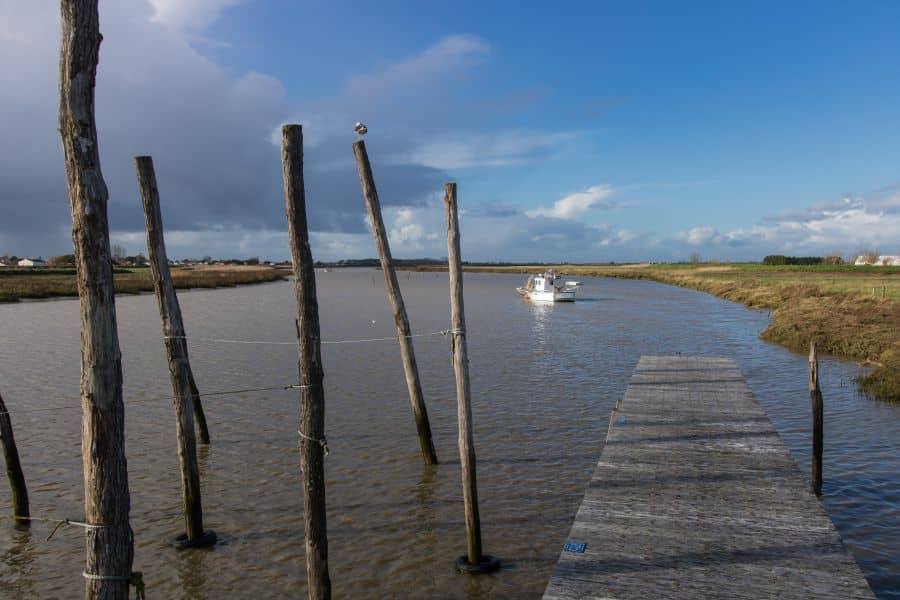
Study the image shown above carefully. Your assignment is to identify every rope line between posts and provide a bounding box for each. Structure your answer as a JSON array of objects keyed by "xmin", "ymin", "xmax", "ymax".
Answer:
[
  {"xmin": 12, "ymin": 515, "xmax": 106, "ymax": 541},
  {"xmin": 164, "ymin": 328, "xmax": 464, "ymax": 346},
  {"xmin": 0, "ymin": 383, "xmax": 319, "ymax": 417}
]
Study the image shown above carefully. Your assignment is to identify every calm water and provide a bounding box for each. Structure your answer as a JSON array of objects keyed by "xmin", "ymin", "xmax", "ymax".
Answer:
[{"xmin": 0, "ymin": 269, "xmax": 897, "ymax": 599}]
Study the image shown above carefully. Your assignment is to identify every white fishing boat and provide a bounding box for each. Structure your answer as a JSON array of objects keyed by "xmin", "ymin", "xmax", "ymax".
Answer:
[{"xmin": 516, "ymin": 270, "xmax": 581, "ymax": 302}]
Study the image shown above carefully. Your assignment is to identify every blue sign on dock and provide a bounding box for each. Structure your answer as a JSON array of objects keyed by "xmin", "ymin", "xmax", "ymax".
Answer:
[{"xmin": 564, "ymin": 540, "xmax": 587, "ymax": 553}]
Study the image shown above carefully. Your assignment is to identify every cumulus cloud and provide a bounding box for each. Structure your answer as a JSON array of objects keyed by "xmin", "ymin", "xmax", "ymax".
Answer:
[
  {"xmin": 526, "ymin": 185, "xmax": 615, "ymax": 219},
  {"xmin": 673, "ymin": 190, "xmax": 900, "ymax": 259},
  {"xmin": 674, "ymin": 225, "xmax": 724, "ymax": 246}
]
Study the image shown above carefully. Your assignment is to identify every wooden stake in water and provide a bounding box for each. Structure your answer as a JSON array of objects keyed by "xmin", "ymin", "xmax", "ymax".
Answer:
[
  {"xmin": 0, "ymin": 392, "xmax": 29, "ymax": 523},
  {"xmin": 135, "ymin": 156, "xmax": 215, "ymax": 548},
  {"xmin": 135, "ymin": 155, "xmax": 211, "ymax": 445},
  {"xmin": 59, "ymin": 1, "xmax": 135, "ymax": 595},
  {"xmin": 353, "ymin": 140, "xmax": 438, "ymax": 466},
  {"xmin": 444, "ymin": 183, "xmax": 499, "ymax": 573},
  {"xmin": 282, "ymin": 124, "xmax": 331, "ymax": 600},
  {"xmin": 809, "ymin": 342, "xmax": 824, "ymax": 496}
]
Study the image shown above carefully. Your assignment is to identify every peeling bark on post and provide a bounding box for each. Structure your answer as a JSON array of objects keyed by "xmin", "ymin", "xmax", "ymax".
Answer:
[
  {"xmin": 353, "ymin": 140, "xmax": 438, "ymax": 465},
  {"xmin": 135, "ymin": 156, "xmax": 208, "ymax": 543},
  {"xmin": 809, "ymin": 342, "xmax": 824, "ymax": 496},
  {"xmin": 0, "ymin": 392, "xmax": 29, "ymax": 523},
  {"xmin": 59, "ymin": 1, "xmax": 134, "ymax": 597},
  {"xmin": 282, "ymin": 125, "xmax": 331, "ymax": 600}
]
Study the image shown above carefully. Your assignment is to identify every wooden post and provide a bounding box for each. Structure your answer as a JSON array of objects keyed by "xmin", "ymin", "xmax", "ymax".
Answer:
[
  {"xmin": 444, "ymin": 183, "xmax": 498, "ymax": 573},
  {"xmin": 809, "ymin": 342, "xmax": 823, "ymax": 496},
  {"xmin": 188, "ymin": 375, "xmax": 211, "ymax": 444},
  {"xmin": 59, "ymin": 1, "xmax": 134, "ymax": 596},
  {"xmin": 135, "ymin": 156, "xmax": 215, "ymax": 548},
  {"xmin": 0, "ymin": 392, "xmax": 29, "ymax": 523},
  {"xmin": 353, "ymin": 140, "xmax": 438, "ymax": 466},
  {"xmin": 282, "ymin": 125, "xmax": 331, "ymax": 599}
]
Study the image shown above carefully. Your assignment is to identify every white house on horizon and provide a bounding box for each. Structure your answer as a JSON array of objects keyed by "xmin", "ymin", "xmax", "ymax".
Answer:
[
  {"xmin": 17, "ymin": 258, "xmax": 46, "ymax": 267},
  {"xmin": 854, "ymin": 255, "xmax": 900, "ymax": 266}
]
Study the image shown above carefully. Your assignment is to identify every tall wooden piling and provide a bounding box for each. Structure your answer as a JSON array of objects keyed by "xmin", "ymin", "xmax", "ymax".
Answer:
[
  {"xmin": 135, "ymin": 156, "xmax": 214, "ymax": 547},
  {"xmin": 444, "ymin": 183, "xmax": 498, "ymax": 573},
  {"xmin": 353, "ymin": 140, "xmax": 438, "ymax": 466},
  {"xmin": 0, "ymin": 392, "xmax": 29, "ymax": 523},
  {"xmin": 59, "ymin": 1, "xmax": 134, "ymax": 596},
  {"xmin": 809, "ymin": 342, "xmax": 824, "ymax": 496},
  {"xmin": 282, "ymin": 125, "xmax": 331, "ymax": 599}
]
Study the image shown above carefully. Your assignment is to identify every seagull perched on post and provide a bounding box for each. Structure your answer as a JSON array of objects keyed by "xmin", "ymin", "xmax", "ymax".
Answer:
[{"xmin": 354, "ymin": 122, "xmax": 368, "ymax": 137}]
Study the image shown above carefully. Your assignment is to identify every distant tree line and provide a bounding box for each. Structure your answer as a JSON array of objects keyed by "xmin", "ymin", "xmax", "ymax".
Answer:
[{"xmin": 762, "ymin": 255, "xmax": 844, "ymax": 266}]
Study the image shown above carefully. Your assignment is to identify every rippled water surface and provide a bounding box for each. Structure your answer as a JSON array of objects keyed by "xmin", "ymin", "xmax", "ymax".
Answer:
[{"xmin": 0, "ymin": 270, "xmax": 897, "ymax": 598}]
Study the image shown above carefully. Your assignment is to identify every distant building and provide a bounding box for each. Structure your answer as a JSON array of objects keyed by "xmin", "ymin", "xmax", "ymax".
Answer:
[
  {"xmin": 18, "ymin": 258, "xmax": 46, "ymax": 267},
  {"xmin": 854, "ymin": 255, "xmax": 900, "ymax": 266}
]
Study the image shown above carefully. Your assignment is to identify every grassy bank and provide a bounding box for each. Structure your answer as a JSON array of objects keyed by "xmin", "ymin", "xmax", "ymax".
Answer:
[
  {"xmin": 413, "ymin": 263, "xmax": 900, "ymax": 402},
  {"xmin": 0, "ymin": 265, "xmax": 285, "ymax": 302}
]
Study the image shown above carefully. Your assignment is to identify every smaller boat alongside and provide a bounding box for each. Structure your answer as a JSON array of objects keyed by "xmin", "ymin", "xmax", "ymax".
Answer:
[{"xmin": 516, "ymin": 270, "xmax": 581, "ymax": 302}]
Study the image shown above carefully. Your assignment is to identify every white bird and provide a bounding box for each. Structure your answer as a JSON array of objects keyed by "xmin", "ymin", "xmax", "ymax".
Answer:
[{"xmin": 354, "ymin": 122, "xmax": 368, "ymax": 136}]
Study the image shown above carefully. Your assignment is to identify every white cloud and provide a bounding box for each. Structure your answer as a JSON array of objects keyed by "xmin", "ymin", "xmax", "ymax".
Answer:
[
  {"xmin": 674, "ymin": 225, "xmax": 723, "ymax": 246},
  {"xmin": 388, "ymin": 207, "xmax": 440, "ymax": 250},
  {"xmin": 345, "ymin": 35, "xmax": 489, "ymax": 99},
  {"xmin": 526, "ymin": 185, "xmax": 615, "ymax": 219},
  {"xmin": 148, "ymin": 0, "xmax": 249, "ymax": 31},
  {"xmin": 404, "ymin": 130, "xmax": 581, "ymax": 169},
  {"xmin": 673, "ymin": 194, "xmax": 900, "ymax": 259}
]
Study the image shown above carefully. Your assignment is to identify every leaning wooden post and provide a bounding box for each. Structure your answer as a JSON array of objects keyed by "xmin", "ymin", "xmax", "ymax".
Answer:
[
  {"xmin": 135, "ymin": 156, "xmax": 215, "ymax": 548},
  {"xmin": 445, "ymin": 183, "xmax": 499, "ymax": 573},
  {"xmin": 188, "ymin": 374, "xmax": 211, "ymax": 444},
  {"xmin": 282, "ymin": 125, "xmax": 331, "ymax": 599},
  {"xmin": 809, "ymin": 342, "xmax": 824, "ymax": 496},
  {"xmin": 59, "ymin": 1, "xmax": 136, "ymax": 597},
  {"xmin": 353, "ymin": 140, "xmax": 438, "ymax": 465},
  {"xmin": 0, "ymin": 392, "xmax": 29, "ymax": 524}
]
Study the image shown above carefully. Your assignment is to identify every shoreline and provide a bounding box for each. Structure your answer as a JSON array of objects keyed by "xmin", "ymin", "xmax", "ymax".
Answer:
[
  {"xmin": 0, "ymin": 265, "xmax": 286, "ymax": 303},
  {"xmin": 403, "ymin": 263, "xmax": 900, "ymax": 402}
]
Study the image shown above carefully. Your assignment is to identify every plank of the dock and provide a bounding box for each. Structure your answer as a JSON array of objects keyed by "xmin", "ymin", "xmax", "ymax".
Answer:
[{"xmin": 544, "ymin": 356, "xmax": 874, "ymax": 600}]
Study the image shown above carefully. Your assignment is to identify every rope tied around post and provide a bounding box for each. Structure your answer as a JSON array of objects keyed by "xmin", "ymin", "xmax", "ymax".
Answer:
[
  {"xmin": 290, "ymin": 382, "xmax": 328, "ymax": 457},
  {"xmin": 298, "ymin": 429, "xmax": 329, "ymax": 456},
  {"xmin": 83, "ymin": 571, "xmax": 145, "ymax": 600}
]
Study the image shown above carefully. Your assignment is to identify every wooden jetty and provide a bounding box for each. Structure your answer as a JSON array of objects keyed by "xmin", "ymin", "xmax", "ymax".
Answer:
[{"xmin": 544, "ymin": 356, "xmax": 874, "ymax": 599}]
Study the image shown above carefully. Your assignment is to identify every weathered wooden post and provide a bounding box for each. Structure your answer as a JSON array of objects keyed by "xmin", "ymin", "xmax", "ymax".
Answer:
[
  {"xmin": 444, "ymin": 183, "xmax": 499, "ymax": 573},
  {"xmin": 188, "ymin": 375, "xmax": 211, "ymax": 445},
  {"xmin": 353, "ymin": 140, "xmax": 438, "ymax": 466},
  {"xmin": 809, "ymin": 342, "xmax": 823, "ymax": 496},
  {"xmin": 282, "ymin": 124, "xmax": 331, "ymax": 599},
  {"xmin": 0, "ymin": 392, "xmax": 29, "ymax": 523},
  {"xmin": 135, "ymin": 156, "xmax": 216, "ymax": 548},
  {"xmin": 59, "ymin": 1, "xmax": 136, "ymax": 596}
]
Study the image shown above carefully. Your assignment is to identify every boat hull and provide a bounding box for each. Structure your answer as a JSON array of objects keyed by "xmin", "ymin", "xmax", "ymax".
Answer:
[{"xmin": 517, "ymin": 288, "xmax": 576, "ymax": 303}]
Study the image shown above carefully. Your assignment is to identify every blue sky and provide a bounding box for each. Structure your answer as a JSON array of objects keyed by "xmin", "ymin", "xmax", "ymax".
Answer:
[{"xmin": 1, "ymin": 0, "xmax": 899, "ymax": 261}]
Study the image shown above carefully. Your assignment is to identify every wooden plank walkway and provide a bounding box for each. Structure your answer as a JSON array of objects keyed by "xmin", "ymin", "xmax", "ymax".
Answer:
[{"xmin": 543, "ymin": 356, "xmax": 874, "ymax": 599}]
